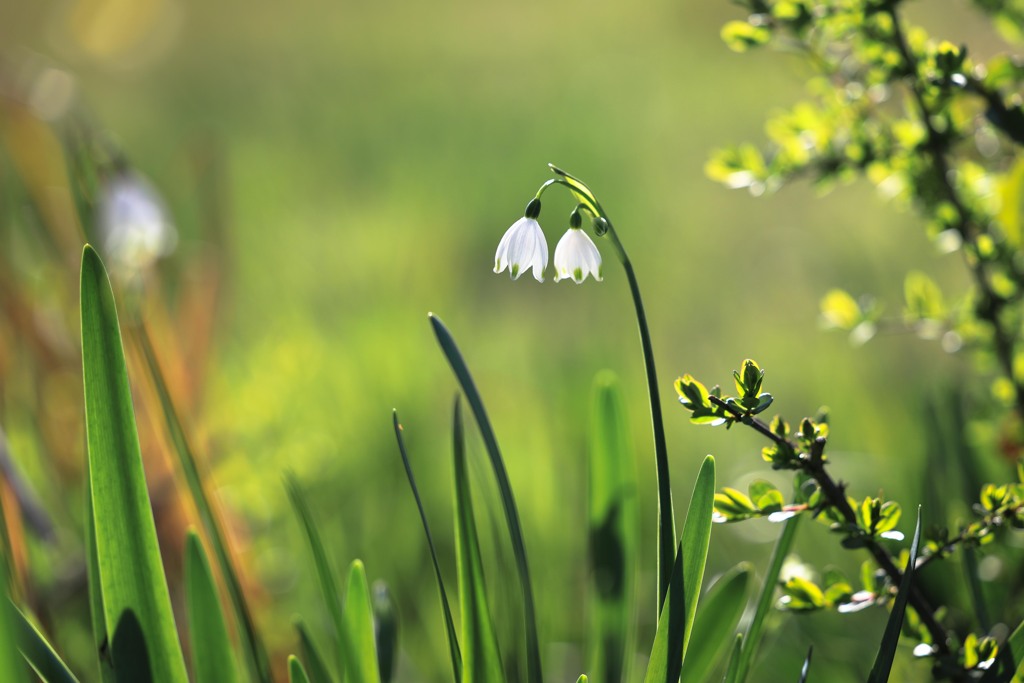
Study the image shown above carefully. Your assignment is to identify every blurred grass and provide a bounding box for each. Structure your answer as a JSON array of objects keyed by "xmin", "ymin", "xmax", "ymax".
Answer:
[{"xmin": 0, "ymin": 0, "xmax": 1016, "ymax": 680}]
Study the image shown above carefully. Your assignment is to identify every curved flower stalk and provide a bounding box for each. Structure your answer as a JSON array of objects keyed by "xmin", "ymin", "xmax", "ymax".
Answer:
[{"xmin": 495, "ymin": 165, "xmax": 676, "ymax": 611}]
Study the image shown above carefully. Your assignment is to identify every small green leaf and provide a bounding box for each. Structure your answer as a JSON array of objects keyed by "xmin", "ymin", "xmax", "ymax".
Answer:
[
  {"xmin": 294, "ymin": 619, "xmax": 334, "ymax": 683},
  {"xmin": 185, "ymin": 530, "xmax": 239, "ymax": 683},
  {"xmin": 10, "ymin": 602, "xmax": 78, "ymax": 683},
  {"xmin": 289, "ymin": 655, "xmax": 312, "ymax": 683},
  {"xmin": 678, "ymin": 564, "xmax": 751, "ymax": 683},
  {"xmin": 343, "ymin": 561, "xmax": 382, "ymax": 683},
  {"xmin": 721, "ymin": 20, "xmax": 771, "ymax": 52}
]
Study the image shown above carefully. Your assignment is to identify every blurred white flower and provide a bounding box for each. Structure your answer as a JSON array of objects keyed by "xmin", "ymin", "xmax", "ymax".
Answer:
[
  {"xmin": 97, "ymin": 172, "xmax": 177, "ymax": 273},
  {"xmin": 553, "ymin": 228, "xmax": 602, "ymax": 284},
  {"xmin": 494, "ymin": 216, "xmax": 548, "ymax": 282}
]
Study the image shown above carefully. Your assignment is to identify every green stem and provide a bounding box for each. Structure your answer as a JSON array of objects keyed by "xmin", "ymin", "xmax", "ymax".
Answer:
[{"xmin": 604, "ymin": 223, "xmax": 677, "ymax": 613}]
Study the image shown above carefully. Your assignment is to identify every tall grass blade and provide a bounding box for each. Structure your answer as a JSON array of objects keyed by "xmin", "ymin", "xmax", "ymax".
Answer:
[
  {"xmin": 372, "ymin": 581, "xmax": 398, "ymax": 683},
  {"xmin": 185, "ymin": 529, "xmax": 239, "ymax": 683},
  {"xmin": 723, "ymin": 634, "xmax": 743, "ymax": 683},
  {"xmin": 284, "ymin": 474, "xmax": 356, "ymax": 681},
  {"xmin": 452, "ymin": 397, "xmax": 505, "ymax": 683},
  {"xmin": 587, "ymin": 372, "xmax": 638, "ymax": 683},
  {"xmin": 643, "ymin": 455, "xmax": 716, "ymax": 683},
  {"xmin": 679, "ymin": 563, "xmax": 751, "ymax": 683},
  {"xmin": 295, "ymin": 619, "xmax": 335, "ymax": 683},
  {"xmin": 392, "ymin": 411, "xmax": 462, "ymax": 682},
  {"xmin": 290, "ymin": 655, "xmax": 312, "ymax": 683},
  {"xmin": 679, "ymin": 455, "xmax": 716, "ymax": 662},
  {"xmin": 84, "ymin": 474, "xmax": 114, "ymax": 682},
  {"xmin": 136, "ymin": 325, "xmax": 272, "ymax": 683},
  {"xmin": 867, "ymin": 507, "xmax": 922, "ymax": 683},
  {"xmin": 0, "ymin": 558, "xmax": 27, "ymax": 682},
  {"xmin": 79, "ymin": 245, "xmax": 188, "ymax": 683},
  {"xmin": 430, "ymin": 314, "xmax": 541, "ymax": 682},
  {"xmin": 342, "ymin": 561, "xmax": 382, "ymax": 683},
  {"xmin": 735, "ymin": 516, "xmax": 801, "ymax": 683},
  {"xmin": 10, "ymin": 602, "xmax": 79, "ymax": 683},
  {"xmin": 642, "ymin": 540, "xmax": 685, "ymax": 683}
]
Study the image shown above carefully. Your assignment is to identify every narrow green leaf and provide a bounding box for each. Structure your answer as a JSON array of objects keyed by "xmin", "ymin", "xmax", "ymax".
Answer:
[
  {"xmin": 643, "ymin": 541, "xmax": 686, "ymax": 683},
  {"xmin": 10, "ymin": 602, "xmax": 79, "ymax": 683},
  {"xmin": 343, "ymin": 561, "xmax": 382, "ymax": 683},
  {"xmin": 0, "ymin": 559, "xmax": 27, "ymax": 683},
  {"xmin": 290, "ymin": 655, "xmax": 312, "ymax": 683},
  {"xmin": 392, "ymin": 411, "xmax": 462, "ymax": 682},
  {"xmin": 284, "ymin": 474, "xmax": 355, "ymax": 682},
  {"xmin": 295, "ymin": 619, "xmax": 335, "ymax": 683},
  {"xmin": 587, "ymin": 372, "xmax": 638, "ymax": 683},
  {"xmin": 679, "ymin": 563, "xmax": 751, "ymax": 683},
  {"xmin": 723, "ymin": 635, "xmax": 743, "ymax": 683},
  {"xmin": 371, "ymin": 582, "xmax": 398, "ymax": 683},
  {"xmin": 136, "ymin": 326, "xmax": 272, "ymax": 683},
  {"xmin": 963, "ymin": 546, "xmax": 991, "ymax": 632},
  {"xmin": 680, "ymin": 455, "xmax": 716, "ymax": 662},
  {"xmin": 452, "ymin": 397, "xmax": 505, "ymax": 683},
  {"xmin": 576, "ymin": 677, "xmax": 587, "ymax": 683},
  {"xmin": 84, "ymin": 472, "xmax": 114, "ymax": 682},
  {"xmin": 79, "ymin": 244, "xmax": 188, "ymax": 683},
  {"xmin": 185, "ymin": 530, "xmax": 239, "ymax": 683},
  {"xmin": 867, "ymin": 507, "xmax": 923, "ymax": 683},
  {"xmin": 735, "ymin": 516, "xmax": 801, "ymax": 683},
  {"xmin": 430, "ymin": 314, "xmax": 541, "ymax": 682}
]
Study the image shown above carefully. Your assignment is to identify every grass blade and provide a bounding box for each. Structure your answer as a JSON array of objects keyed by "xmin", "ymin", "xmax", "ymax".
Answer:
[
  {"xmin": 679, "ymin": 563, "xmax": 751, "ymax": 683},
  {"xmin": 10, "ymin": 602, "xmax": 80, "ymax": 683},
  {"xmin": 679, "ymin": 455, "xmax": 716, "ymax": 662},
  {"xmin": 430, "ymin": 314, "xmax": 541, "ymax": 682},
  {"xmin": 587, "ymin": 372, "xmax": 638, "ymax": 683},
  {"xmin": 867, "ymin": 507, "xmax": 923, "ymax": 683},
  {"xmin": 0, "ymin": 559, "xmax": 27, "ymax": 682},
  {"xmin": 392, "ymin": 411, "xmax": 462, "ymax": 682},
  {"xmin": 735, "ymin": 516, "xmax": 801, "ymax": 683},
  {"xmin": 723, "ymin": 634, "xmax": 743, "ymax": 683},
  {"xmin": 135, "ymin": 325, "xmax": 272, "ymax": 683},
  {"xmin": 452, "ymin": 397, "xmax": 505, "ymax": 683},
  {"xmin": 284, "ymin": 474, "xmax": 355, "ymax": 681},
  {"xmin": 290, "ymin": 655, "xmax": 312, "ymax": 683},
  {"xmin": 644, "ymin": 455, "xmax": 716, "ymax": 683},
  {"xmin": 343, "ymin": 561, "xmax": 382, "ymax": 683},
  {"xmin": 643, "ymin": 540, "xmax": 686, "ymax": 683},
  {"xmin": 80, "ymin": 244, "xmax": 188, "ymax": 683},
  {"xmin": 83, "ymin": 473, "xmax": 114, "ymax": 682},
  {"xmin": 372, "ymin": 581, "xmax": 398, "ymax": 683},
  {"xmin": 185, "ymin": 529, "xmax": 239, "ymax": 683},
  {"xmin": 295, "ymin": 619, "xmax": 335, "ymax": 683}
]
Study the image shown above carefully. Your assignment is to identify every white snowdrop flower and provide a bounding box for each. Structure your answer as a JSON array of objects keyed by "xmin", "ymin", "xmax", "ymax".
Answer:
[
  {"xmin": 553, "ymin": 227, "xmax": 602, "ymax": 284},
  {"xmin": 98, "ymin": 171, "xmax": 177, "ymax": 273},
  {"xmin": 494, "ymin": 199, "xmax": 548, "ymax": 282}
]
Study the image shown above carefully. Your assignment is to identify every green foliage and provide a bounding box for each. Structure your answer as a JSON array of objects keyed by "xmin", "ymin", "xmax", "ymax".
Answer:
[
  {"xmin": 185, "ymin": 530, "xmax": 239, "ymax": 683},
  {"xmin": 80, "ymin": 245, "xmax": 188, "ymax": 683},
  {"xmin": 587, "ymin": 372, "xmax": 638, "ymax": 683}
]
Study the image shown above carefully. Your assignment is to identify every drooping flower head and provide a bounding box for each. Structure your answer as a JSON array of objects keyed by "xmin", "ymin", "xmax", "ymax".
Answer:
[
  {"xmin": 97, "ymin": 170, "xmax": 177, "ymax": 274},
  {"xmin": 494, "ymin": 197, "xmax": 548, "ymax": 282},
  {"xmin": 554, "ymin": 209, "xmax": 602, "ymax": 284}
]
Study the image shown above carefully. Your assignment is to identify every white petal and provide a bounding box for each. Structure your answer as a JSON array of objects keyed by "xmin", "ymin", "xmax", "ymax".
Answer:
[{"xmin": 553, "ymin": 228, "xmax": 602, "ymax": 284}]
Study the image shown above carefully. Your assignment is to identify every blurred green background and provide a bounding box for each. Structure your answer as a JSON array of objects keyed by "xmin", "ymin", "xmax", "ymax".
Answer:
[{"xmin": 0, "ymin": 0, "xmax": 1017, "ymax": 680}]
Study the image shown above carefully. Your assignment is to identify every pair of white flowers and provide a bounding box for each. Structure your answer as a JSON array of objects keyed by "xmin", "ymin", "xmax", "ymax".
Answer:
[{"xmin": 493, "ymin": 212, "xmax": 603, "ymax": 284}]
